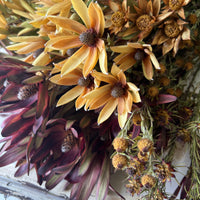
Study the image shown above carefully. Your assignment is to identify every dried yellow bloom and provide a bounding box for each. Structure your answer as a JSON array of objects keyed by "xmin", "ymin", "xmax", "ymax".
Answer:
[
  {"xmin": 137, "ymin": 138, "xmax": 153, "ymax": 153},
  {"xmin": 113, "ymin": 137, "xmax": 129, "ymax": 152},
  {"xmin": 112, "ymin": 154, "xmax": 128, "ymax": 169},
  {"xmin": 141, "ymin": 174, "xmax": 156, "ymax": 188}
]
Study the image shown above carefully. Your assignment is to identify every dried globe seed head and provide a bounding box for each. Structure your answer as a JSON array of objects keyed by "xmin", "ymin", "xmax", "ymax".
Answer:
[
  {"xmin": 112, "ymin": 154, "xmax": 128, "ymax": 169},
  {"xmin": 132, "ymin": 113, "xmax": 142, "ymax": 126},
  {"xmin": 148, "ymin": 86, "xmax": 159, "ymax": 97},
  {"xmin": 164, "ymin": 21, "xmax": 180, "ymax": 38},
  {"xmin": 136, "ymin": 15, "xmax": 152, "ymax": 31},
  {"xmin": 79, "ymin": 28, "xmax": 97, "ymax": 47},
  {"xmin": 113, "ymin": 137, "xmax": 129, "ymax": 152},
  {"xmin": 17, "ymin": 84, "xmax": 38, "ymax": 100},
  {"xmin": 111, "ymin": 11, "xmax": 125, "ymax": 27},
  {"xmin": 137, "ymin": 138, "xmax": 153, "ymax": 153},
  {"xmin": 141, "ymin": 174, "xmax": 156, "ymax": 188},
  {"xmin": 137, "ymin": 151, "xmax": 149, "ymax": 162},
  {"xmin": 169, "ymin": 0, "xmax": 183, "ymax": 10}
]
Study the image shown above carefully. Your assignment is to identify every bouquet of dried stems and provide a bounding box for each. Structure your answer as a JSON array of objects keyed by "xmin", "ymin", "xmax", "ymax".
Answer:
[{"xmin": 0, "ymin": 0, "xmax": 200, "ymax": 199}]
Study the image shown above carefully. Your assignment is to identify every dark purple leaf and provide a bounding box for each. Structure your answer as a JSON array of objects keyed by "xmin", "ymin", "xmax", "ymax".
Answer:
[
  {"xmin": 36, "ymin": 82, "xmax": 49, "ymax": 119},
  {"xmin": 0, "ymin": 145, "xmax": 26, "ymax": 167},
  {"xmin": 131, "ymin": 125, "xmax": 141, "ymax": 139},
  {"xmin": 14, "ymin": 163, "xmax": 34, "ymax": 177},
  {"xmin": 157, "ymin": 94, "xmax": 177, "ymax": 104},
  {"xmin": 96, "ymin": 153, "xmax": 110, "ymax": 200}
]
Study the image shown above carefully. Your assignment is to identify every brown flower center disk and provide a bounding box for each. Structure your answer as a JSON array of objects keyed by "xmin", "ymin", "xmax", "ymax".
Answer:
[
  {"xmin": 78, "ymin": 75, "xmax": 93, "ymax": 88},
  {"xmin": 134, "ymin": 49, "xmax": 145, "ymax": 61},
  {"xmin": 164, "ymin": 21, "xmax": 180, "ymax": 38},
  {"xmin": 79, "ymin": 28, "xmax": 98, "ymax": 47},
  {"xmin": 169, "ymin": 0, "xmax": 183, "ymax": 10},
  {"xmin": 111, "ymin": 83, "xmax": 125, "ymax": 98},
  {"xmin": 136, "ymin": 15, "xmax": 152, "ymax": 31},
  {"xmin": 111, "ymin": 11, "xmax": 125, "ymax": 27}
]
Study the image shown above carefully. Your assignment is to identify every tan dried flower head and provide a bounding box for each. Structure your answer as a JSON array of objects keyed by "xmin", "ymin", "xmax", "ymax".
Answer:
[
  {"xmin": 112, "ymin": 154, "xmax": 128, "ymax": 169},
  {"xmin": 113, "ymin": 137, "xmax": 129, "ymax": 152},
  {"xmin": 132, "ymin": 113, "xmax": 142, "ymax": 126},
  {"xmin": 148, "ymin": 86, "xmax": 159, "ymax": 97},
  {"xmin": 137, "ymin": 138, "xmax": 153, "ymax": 153},
  {"xmin": 137, "ymin": 151, "xmax": 149, "ymax": 162},
  {"xmin": 141, "ymin": 174, "xmax": 156, "ymax": 188}
]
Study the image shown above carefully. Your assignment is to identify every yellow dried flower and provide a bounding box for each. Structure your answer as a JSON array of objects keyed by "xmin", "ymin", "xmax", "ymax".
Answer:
[
  {"xmin": 132, "ymin": 113, "xmax": 142, "ymax": 126},
  {"xmin": 113, "ymin": 137, "xmax": 129, "ymax": 152},
  {"xmin": 112, "ymin": 154, "xmax": 128, "ymax": 169},
  {"xmin": 141, "ymin": 174, "xmax": 156, "ymax": 188},
  {"xmin": 148, "ymin": 86, "xmax": 159, "ymax": 97},
  {"xmin": 184, "ymin": 62, "xmax": 193, "ymax": 71},
  {"xmin": 156, "ymin": 63, "xmax": 166, "ymax": 74},
  {"xmin": 137, "ymin": 138, "xmax": 153, "ymax": 153},
  {"xmin": 137, "ymin": 151, "xmax": 149, "ymax": 162},
  {"xmin": 188, "ymin": 13, "xmax": 198, "ymax": 25},
  {"xmin": 159, "ymin": 76, "xmax": 170, "ymax": 86}
]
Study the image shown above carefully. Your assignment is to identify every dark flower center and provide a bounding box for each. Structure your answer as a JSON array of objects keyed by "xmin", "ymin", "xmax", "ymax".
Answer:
[
  {"xmin": 111, "ymin": 11, "xmax": 125, "ymax": 27},
  {"xmin": 111, "ymin": 83, "xmax": 125, "ymax": 98},
  {"xmin": 169, "ymin": 0, "xmax": 183, "ymax": 10},
  {"xmin": 136, "ymin": 15, "xmax": 152, "ymax": 31},
  {"xmin": 78, "ymin": 75, "xmax": 93, "ymax": 88},
  {"xmin": 164, "ymin": 21, "xmax": 180, "ymax": 38},
  {"xmin": 79, "ymin": 28, "xmax": 98, "ymax": 47},
  {"xmin": 134, "ymin": 49, "xmax": 145, "ymax": 61}
]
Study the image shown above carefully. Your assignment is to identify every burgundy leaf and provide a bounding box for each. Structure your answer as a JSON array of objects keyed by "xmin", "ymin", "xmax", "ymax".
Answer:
[
  {"xmin": 14, "ymin": 163, "xmax": 34, "ymax": 177},
  {"xmin": 157, "ymin": 94, "xmax": 177, "ymax": 104},
  {"xmin": 70, "ymin": 156, "xmax": 102, "ymax": 200},
  {"xmin": 96, "ymin": 153, "xmax": 110, "ymax": 200},
  {"xmin": 131, "ymin": 125, "xmax": 141, "ymax": 139},
  {"xmin": 36, "ymin": 82, "xmax": 49, "ymax": 119},
  {"xmin": 0, "ymin": 145, "xmax": 26, "ymax": 167}
]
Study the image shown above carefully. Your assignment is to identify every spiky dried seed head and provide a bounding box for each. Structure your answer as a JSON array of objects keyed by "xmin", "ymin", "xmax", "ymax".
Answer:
[
  {"xmin": 112, "ymin": 154, "xmax": 128, "ymax": 169},
  {"xmin": 136, "ymin": 15, "xmax": 152, "ymax": 31},
  {"xmin": 137, "ymin": 138, "xmax": 153, "ymax": 153},
  {"xmin": 113, "ymin": 137, "xmax": 129, "ymax": 152},
  {"xmin": 141, "ymin": 174, "xmax": 156, "ymax": 188}
]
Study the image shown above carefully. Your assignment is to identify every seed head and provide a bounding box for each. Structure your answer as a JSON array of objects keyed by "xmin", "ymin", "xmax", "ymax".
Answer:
[
  {"xmin": 112, "ymin": 154, "xmax": 128, "ymax": 169},
  {"xmin": 113, "ymin": 137, "xmax": 129, "ymax": 152}
]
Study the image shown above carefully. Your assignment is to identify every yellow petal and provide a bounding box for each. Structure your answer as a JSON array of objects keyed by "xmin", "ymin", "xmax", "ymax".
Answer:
[
  {"xmin": 32, "ymin": 52, "xmax": 51, "ymax": 66},
  {"xmin": 8, "ymin": 36, "xmax": 43, "ymax": 42},
  {"xmin": 84, "ymin": 84, "xmax": 112, "ymax": 99},
  {"xmin": 111, "ymin": 45, "xmax": 134, "ymax": 53},
  {"xmin": 89, "ymin": 92, "xmax": 111, "ymax": 110},
  {"xmin": 92, "ymin": 71, "xmax": 117, "ymax": 84},
  {"xmin": 88, "ymin": 2, "xmax": 100, "ymax": 33},
  {"xmin": 126, "ymin": 91, "xmax": 133, "ymax": 112},
  {"xmin": 61, "ymin": 45, "xmax": 90, "ymax": 76},
  {"xmin": 142, "ymin": 56, "xmax": 153, "ymax": 80},
  {"xmin": 47, "ymin": 35, "xmax": 81, "ymax": 50},
  {"xmin": 144, "ymin": 48, "xmax": 160, "ymax": 69},
  {"xmin": 48, "ymin": 16, "xmax": 86, "ymax": 34},
  {"xmin": 118, "ymin": 97, "xmax": 125, "ymax": 115},
  {"xmin": 83, "ymin": 47, "xmax": 98, "ymax": 77},
  {"xmin": 7, "ymin": 43, "xmax": 27, "ymax": 51},
  {"xmin": 132, "ymin": 91, "xmax": 141, "ymax": 103},
  {"xmin": 118, "ymin": 70, "xmax": 127, "ymax": 86},
  {"xmin": 127, "ymin": 82, "xmax": 139, "ymax": 92},
  {"xmin": 75, "ymin": 88, "xmax": 88, "ymax": 110},
  {"xmin": 118, "ymin": 56, "xmax": 136, "ymax": 71},
  {"xmin": 182, "ymin": 28, "xmax": 190, "ymax": 40},
  {"xmin": 57, "ymin": 85, "xmax": 84, "ymax": 107},
  {"xmin": 71, "ymin": 0, "xmax": 90, "ymax": 28},
  {"xmin": 111, "ymin": 63, "xmax": 121, "ymax": 77},
  {"xmin": 153, "ymin": 0, "xmax": 161, "ymax": 16},
  {"xmin": 99, "ymin": 42, "xmax": 108, "ymax": 74},
  {"xmin": 98, "ymin": 98, "xmax": 118, "ymax": 125},
  {"xmin": 118, "ymin": 112, "xmax": 127, "ymax": 128},
  {"xmin": 162, "ymin": 39, "xmax": 174, "ymax": 55}
]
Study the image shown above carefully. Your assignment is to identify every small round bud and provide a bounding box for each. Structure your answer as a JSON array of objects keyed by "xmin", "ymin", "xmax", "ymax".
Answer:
[
  {"xmin": 141, "ymin": 174, "xmax": 156, "ymax": 188},
  {"xmin": 132, "ymin": 113, "xmax": 142, "ymax": 126},
  {"xmin": 137, "ymin": 138, "xmax": 153, "ymax": 153},
  {"xmin": 113, "ymin": 137, "xmax": 129, "ymax": 152},
  {"xmin": 112, "ymin": 154, "xmax": 128, "ymax": 169}
]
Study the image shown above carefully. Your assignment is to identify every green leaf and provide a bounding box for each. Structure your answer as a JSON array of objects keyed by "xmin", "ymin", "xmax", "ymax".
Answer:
[{"xmin": 22, "ymin": 75, "xmax": 43, "ymax": 84}]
